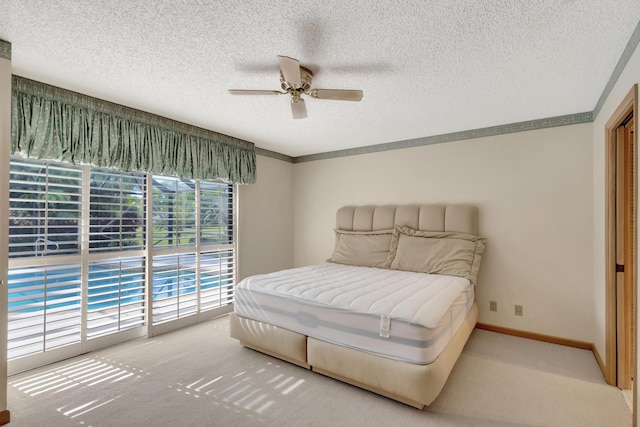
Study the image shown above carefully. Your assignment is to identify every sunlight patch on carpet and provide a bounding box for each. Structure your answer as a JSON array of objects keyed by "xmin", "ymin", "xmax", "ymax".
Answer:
[
  {"xmin": 170, "ymin": 361, "xmax": 306, "ymax": 415},
  {"xmin": 9, "ymin": 356, "xmax": 147, "ymax": 397}
]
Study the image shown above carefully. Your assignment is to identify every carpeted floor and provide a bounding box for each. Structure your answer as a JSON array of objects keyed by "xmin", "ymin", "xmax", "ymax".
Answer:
[{"xmin": 6, "ymin": 315, "xmax": 632, "ymax": 426}]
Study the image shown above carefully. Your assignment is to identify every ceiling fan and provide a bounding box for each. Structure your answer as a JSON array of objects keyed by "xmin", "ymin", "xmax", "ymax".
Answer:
[{"xmin": 228, "ymin": 55, "xmax": 363, "ymax": 119}]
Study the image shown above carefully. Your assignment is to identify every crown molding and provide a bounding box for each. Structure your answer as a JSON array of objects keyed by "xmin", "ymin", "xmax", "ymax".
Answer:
[
  {"xmin": 255, "ymin": 147, "xmax": 293, "ymax": 163},
  {"xmin": 258, "ymin": 112, "xmax": 594, "ymax": 164},
  {"xmin": 593, "ymin": 19, "xmax": 640, "ymax": 120},
  {"xmin": 292, "ymin": 112, "xmax": 593, "ymax": 163}
]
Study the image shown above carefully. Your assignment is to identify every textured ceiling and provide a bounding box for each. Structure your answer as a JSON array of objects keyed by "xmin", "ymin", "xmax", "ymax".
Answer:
[{"xmin": 2, "ymin": 1, "xmax": 640, "ymax": 157}]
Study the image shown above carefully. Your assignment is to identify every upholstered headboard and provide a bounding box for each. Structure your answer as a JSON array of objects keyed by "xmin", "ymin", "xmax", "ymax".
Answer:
[{"xmin": 336, "ymin": 205, "xmax": 479, "ymax": 236}]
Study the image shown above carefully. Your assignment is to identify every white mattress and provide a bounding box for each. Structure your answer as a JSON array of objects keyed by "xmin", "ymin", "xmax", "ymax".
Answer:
[{"xmin": 234, "ymin": 263, "xmax": 474, "ymax": 364}]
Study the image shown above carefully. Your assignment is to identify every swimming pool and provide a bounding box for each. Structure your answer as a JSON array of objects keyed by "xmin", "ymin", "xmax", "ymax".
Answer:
[{"xmin": 7, "ymin": 264, "xmax": 231, "ymax": 313}]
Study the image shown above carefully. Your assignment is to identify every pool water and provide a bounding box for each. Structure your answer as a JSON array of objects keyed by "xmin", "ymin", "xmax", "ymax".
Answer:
[{"xmin": 7, "ymin": 266, "xmax": 229, "ymax": 313}]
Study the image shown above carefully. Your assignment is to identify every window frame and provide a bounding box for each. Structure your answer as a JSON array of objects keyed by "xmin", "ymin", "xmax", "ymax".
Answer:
[{"xmin": 7, "ymin": 156, "xmax": 236, "ymax": 374}]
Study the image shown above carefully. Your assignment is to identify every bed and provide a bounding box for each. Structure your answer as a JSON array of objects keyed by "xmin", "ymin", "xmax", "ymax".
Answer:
[{"xmin": 230, "ymin": 204, "xmax": 485, "ymax": 409}]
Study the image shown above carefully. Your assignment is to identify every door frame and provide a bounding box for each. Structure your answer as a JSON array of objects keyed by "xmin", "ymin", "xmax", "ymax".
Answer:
[{"xmin": 605, "ymin": 85, "xmax": 638, "ymax": 402}]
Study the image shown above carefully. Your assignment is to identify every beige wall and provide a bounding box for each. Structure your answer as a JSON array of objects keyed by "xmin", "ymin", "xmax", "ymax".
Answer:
[
  {"xmin": 592, "ymin": 42, "xmax": 640, "ymax": 370},
  {"xmin": 293, "ymin": 124, "xmax": 595, "ymax": 342},
  {"xmin": 237, "ymin": 154, "xmax": 294, "ymax": 280}
]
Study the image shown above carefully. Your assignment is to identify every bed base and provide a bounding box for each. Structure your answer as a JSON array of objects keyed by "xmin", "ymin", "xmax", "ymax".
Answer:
[
  {"xmin": 229, "ymin": 302, "xmax": 478, "ymax": 409},
  {"xmin": 229, "ymin": 314, "xmax": 310, "ymax": 368}
]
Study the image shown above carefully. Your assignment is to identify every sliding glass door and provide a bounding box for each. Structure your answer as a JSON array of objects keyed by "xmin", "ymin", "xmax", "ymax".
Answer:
[{"xmin": 7, "ymin": 157, "xmax": 235, "ymax": 374}]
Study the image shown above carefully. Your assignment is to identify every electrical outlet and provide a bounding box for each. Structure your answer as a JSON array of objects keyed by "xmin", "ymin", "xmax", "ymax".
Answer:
[
  {"xmin": 489, "ymin": 300, "xmax": 497, "ymax": 312},
  {"xmin": 515, "ymin": 305, "xmax": 523, "ymax": 316}
]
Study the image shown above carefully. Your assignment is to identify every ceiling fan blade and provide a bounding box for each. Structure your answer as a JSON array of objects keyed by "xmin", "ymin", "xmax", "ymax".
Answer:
[
  {"xmin": 291, "ymin": 98, "xmax": 307, "ymax": 119},
  {"xmin": 310, "ymin": 89, "xmax": 363, "ymax": 101},
  {"xmin": 228, "ymin": 89, "xmax": 284, "ymax": 95},
  {"xmin": 278, "ymin": 55, "xmax": 302, "ymax": 86}
]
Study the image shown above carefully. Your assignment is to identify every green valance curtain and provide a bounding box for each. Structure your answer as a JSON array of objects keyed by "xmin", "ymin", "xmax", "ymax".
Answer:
[{"xmin": 11, "ymin": 76, "xmax": 256, "ymax": 184}]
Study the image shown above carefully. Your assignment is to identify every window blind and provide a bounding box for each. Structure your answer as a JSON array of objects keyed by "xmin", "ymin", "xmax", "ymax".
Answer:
[{"xmin": 9, "ymin": 158, "xmax": 82, "ymax": 258}]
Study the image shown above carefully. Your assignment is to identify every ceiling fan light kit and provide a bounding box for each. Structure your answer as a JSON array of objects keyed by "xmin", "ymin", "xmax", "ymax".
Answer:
[{"xmin": 229, "ymin": 55, "xmax": 363, "ymax": 119}]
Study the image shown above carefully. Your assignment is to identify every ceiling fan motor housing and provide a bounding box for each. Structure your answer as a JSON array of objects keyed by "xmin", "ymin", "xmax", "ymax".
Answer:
[{"xmin": 280, "ymin": 66, "xmax": 313, "ymax": 95}]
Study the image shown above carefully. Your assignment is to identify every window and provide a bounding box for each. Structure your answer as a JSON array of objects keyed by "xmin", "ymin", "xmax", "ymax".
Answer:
[
  {"xmin": 7, "ymin": 157, "xmax": 236, "ymax": 372},
  {"xmin": 152, "ymin": 253, "xmax": 198, "ymax": 323},
  {"xmin": 8, "ymin": 160, "xmax": 83, "ymax": 361},
  {"xmin": 8, "ymin": 263, "xmax": 82, "ymax": 360},
  {"xmin": 150, "ymin": 178, "xmax": 235, "ymax": 326},
  {"xmin": 200, "ymin": 249, "xmax": 235, "ymax": 310},
  {"xmin": 152, "ymin": 177, "xmax": 197, "ymax": 248},
  {"xmin": 87, "ymin": 256, "xmax": 146, "ymax": 339},
  {"xmin": 90, "ymin": 169, "xmax": 145, "ymax": 252},
  {"xmin": 200, "ymin": 181, "xmax": 233, "ymax": 245},
  {"xmin": 9, "ymin": 159, "xmax": 82, "ymax": 258}
]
